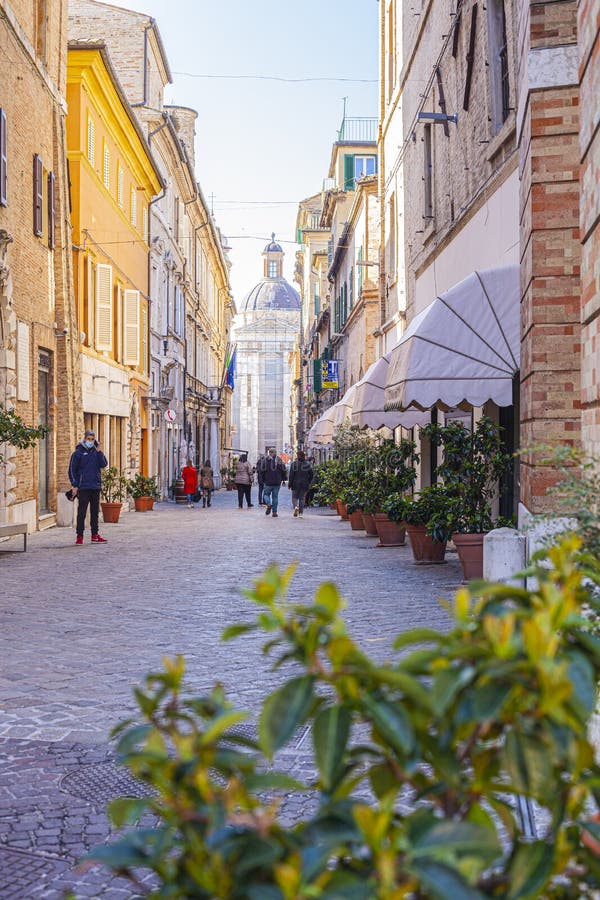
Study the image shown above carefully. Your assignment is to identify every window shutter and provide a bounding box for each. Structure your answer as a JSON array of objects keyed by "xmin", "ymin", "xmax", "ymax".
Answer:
[
  {"xmin": 123, "ymin": 289, "xmax": 140, "ymax": 366},
  {"xmin": 117, "ymin": 165, "xmax": 123, "ymax": 207},
  {"xmin": 343, "ymin": 154, "xmax": 355, "ymax": 190},
  {"xmin": 349, "ymin": 267, "xmax": 353, "ymax": 309},
  {"xmin": 0, "ymin": 108, "xmax": 7, "ymax": 207},
  {"xmin": 33, "ymin": 154, "xmax": 43, "ymax": 236},
  {"xmin": 47, "ymin": 171, "xmax": 55, "ymax": 250},
  {"xmin": 95, "ymin": 263, "xmax": 113, "ymax": 351},
  {"xmin": 313, "ymin": 359, "xmax": 322, "ymax": 393},
  {"xmin": 130, "ymin": 186, "xmax": 137, "ymax": 225},
  {"xmin": 103, "ymin": 144, "xmax": 110, "ymax": 189},
  {"xmin": 87, "ymin": 116, "xmax": 95, "ymax": 166}
]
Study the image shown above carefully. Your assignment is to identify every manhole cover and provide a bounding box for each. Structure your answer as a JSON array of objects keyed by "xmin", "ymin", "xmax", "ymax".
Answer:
[
  {"xmin": 60, "ymin": 762, "xmax": 154, "ymax": 804},
  {"xmin": 0, "ymin": 847, "xmax": 69, "ymax": 899}
]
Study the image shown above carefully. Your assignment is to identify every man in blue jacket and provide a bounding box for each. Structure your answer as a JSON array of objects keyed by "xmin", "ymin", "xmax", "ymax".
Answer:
[
  {"xmin": 259, "ymin": 448, "xmax": 287, "ymax": 518},
  {"xmin": 68, "ymin": 429, "xmax": 109, "ymax": 544}
]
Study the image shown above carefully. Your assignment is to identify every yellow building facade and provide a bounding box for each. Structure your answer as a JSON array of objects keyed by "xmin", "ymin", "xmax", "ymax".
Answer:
[{"xmin": 66, "ymin": 44, "xmax": 162, "ymax": 476}]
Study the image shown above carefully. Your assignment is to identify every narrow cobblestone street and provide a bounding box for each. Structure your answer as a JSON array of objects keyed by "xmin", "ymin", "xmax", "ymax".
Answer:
[{"xmin": 0, "ymin": 493, "xmax": 460, "ymax": 898}]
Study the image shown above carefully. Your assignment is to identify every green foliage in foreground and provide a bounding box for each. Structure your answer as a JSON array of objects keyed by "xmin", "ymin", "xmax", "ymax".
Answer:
[
  {"xmin": 0, "ymin": 403, "xmax": 48, "ymax": 463},
  {"xmin": 88, "ymin": 538, "xmax": 600, "ymax": 899}
]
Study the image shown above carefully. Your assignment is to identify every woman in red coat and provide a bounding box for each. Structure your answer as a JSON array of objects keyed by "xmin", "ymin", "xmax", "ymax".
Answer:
[{"xmin": 181, "ymin": 460, "xmax": 198, "ymax": 508}]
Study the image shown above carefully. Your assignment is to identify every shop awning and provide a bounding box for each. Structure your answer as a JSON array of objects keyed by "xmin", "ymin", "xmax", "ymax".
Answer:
[
  {"xmin": 332, "ymin": 383, "xmax": 358, "ymax": 427},
  {"xmin": 385, "ymin": 266, "xmax": 520, "ymax": 411},
  {"xmin": 311, "ymin": 404, "xmax": 336, "ymax": 445},
  {"xmin": 352, "ymin": 354, "xmax": 431, "ymax": 430}
]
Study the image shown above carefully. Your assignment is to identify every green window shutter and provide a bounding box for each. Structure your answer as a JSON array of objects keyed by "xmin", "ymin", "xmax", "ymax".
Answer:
[
  {"xmin": 313, "ymin": 359, "xmax": 322, "ymax": 393},
  {"xmin": 296, "ymin": 227, "xmax": 303, "ymax": 244},
  {"xmin": 349, "ymin": 267, "xmax": 354, "ymax": 309},
  {"xmin": 314, "ymin": 282, "xmax": 320, "ymax": 315},
  {"xmin": 343, "ymin": 154, "xmax": 355, "ymax": 191}
]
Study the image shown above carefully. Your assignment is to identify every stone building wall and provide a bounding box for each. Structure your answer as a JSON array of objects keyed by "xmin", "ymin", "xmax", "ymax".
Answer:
[
  {"xmin": 389, "ymin": 0, "xmax": 519, "ymax": 320},
  {"xmin": 0, "ymin": 0, "xmax": 80, "ymax": 530}
]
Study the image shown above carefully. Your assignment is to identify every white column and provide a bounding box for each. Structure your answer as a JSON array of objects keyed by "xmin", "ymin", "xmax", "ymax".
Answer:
[{"xmin": 208, "ymin": 413, "xmax": 221, "ymax": 487}]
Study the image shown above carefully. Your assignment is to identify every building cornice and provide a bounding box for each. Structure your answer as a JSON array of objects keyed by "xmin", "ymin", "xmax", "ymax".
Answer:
[{"xmin": 67, "ymin": 45, "xmax": 163, "ymax": 195}]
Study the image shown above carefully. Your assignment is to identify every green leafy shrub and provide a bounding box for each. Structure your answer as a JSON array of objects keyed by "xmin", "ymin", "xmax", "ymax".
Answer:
[
  {"xmin": 422, "ymin": 416, "xmax": 512, "ymax": 534},
  {"xmin": 0, "ymin": 403, "xmax": 48, "ymax": 464},
  {"xmin": 128, "ymin": 473, "xmax": 159, "ymax": 499},
  {"xmin": 535, "ymin": 445, "xmax": 600, "ymax": 558},
  {"xmin": 100, "ymin": 466, "xmax": 129, "ymax": 503},
  {"xmin": 89, "ymin": 538, "xmax": 600, "ymax": 899},
  {"xmin": 389, "ymin": 484, "xmax": 454, "ymax": 542}
]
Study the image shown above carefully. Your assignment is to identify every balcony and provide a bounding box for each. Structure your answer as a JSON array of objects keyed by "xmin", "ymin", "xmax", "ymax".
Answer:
[{"xmin": 337, "ymin": 117, "xmax": 378, "ymax": 143}]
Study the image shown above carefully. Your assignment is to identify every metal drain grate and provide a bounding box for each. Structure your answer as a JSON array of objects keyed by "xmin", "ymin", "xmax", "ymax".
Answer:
[
  {"xmin": 60, "ymin": 761, "xmax": 154, "ymax": 804},
  {"xmin": 0, "ymin": 847, "xmax": 69, "ymax": 899}
]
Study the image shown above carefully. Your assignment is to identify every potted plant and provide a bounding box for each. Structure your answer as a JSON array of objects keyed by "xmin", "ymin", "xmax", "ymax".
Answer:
[
  {"xmin": 100, "ymin": 467, "xmax": 129, "ymax": 523},
  {"xmin": 128, "ymin": 474, "xmax": 159, "ymax": 512},
  {"xmin": 368, "ymin": 439, "xmax": 418, "ymax": 547},
  {"xmin": 343, "ymin": 487, "xmax": 365, "ymax": 531},
  {"xmin": 422, "ymin": 417, "xmax": 512, "ymax": 578},
  {"xmin": 390, "ymin": 484, "xmax": 452, "ymax": 564}
]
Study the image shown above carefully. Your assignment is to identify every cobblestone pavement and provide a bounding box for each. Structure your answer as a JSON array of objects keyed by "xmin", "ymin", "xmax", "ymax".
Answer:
[{"xmin": 0, "ymin": 491, "xmax": 461, "ymax": 897}]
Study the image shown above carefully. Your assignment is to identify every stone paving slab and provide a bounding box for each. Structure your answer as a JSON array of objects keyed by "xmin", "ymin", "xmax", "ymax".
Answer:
[{"xmin": 0, "ymin": 491, "xmax": 460, "ymax": 897}]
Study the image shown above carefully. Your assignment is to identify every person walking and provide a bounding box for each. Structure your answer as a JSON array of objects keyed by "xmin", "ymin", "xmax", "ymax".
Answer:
[
  {"xmin": 68, "ymin": 428, "xmax": 109, "ymax": 544},
  {"xmin": 234, "ymin": 454, "xmax": 254, "ymax": 508},
  {"xmin": 199, "ymin": 460, "xmax": 214, "ymax": 507},
  {"xmin": 256, "ymin": 453, "xmax": 266, "ymax": 505},
  {"xmin": 260, "ymin": 448, "xmax": 287, "ymax": 517},
  {"xmin": 288, "ymin": 450, "xmax": 314, "ymax": 518},
  {"xmin": 181, "ymin": 460, "xmax": 198, "ymax": 508}
]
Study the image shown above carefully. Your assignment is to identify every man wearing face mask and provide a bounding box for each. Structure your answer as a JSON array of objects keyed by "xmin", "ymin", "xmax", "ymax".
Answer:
[{"xmin": 68, "ymin": 429, "xmax": 109, "ymax": 545}]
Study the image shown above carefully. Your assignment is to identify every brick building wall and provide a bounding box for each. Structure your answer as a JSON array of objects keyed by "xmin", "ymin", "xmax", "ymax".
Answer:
[
  {"xmin": 0, "ymin": 0, "xmax": 81, "ymax": 530},
  {"xmin": 517, "ymin": 0, "xmax": 581, "ymax": 513},
  {"xmin": 387, "ymin": 0, "xmax": 519, "ymax": 320},
  {"xmin": 579, "ymin": 0, "xmax": 600, "ymax": 459}
]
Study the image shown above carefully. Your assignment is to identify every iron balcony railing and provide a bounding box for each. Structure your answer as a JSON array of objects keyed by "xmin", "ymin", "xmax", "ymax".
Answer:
[{"xmin": 337, "ymin": 117, "xmax": 378, "ymax": 143}]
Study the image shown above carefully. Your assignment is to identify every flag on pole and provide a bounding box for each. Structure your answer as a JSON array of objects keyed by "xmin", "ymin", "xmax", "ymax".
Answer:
[{"xmin": 226, "ymin": 347, "xmax": 236, "ymax": 390}]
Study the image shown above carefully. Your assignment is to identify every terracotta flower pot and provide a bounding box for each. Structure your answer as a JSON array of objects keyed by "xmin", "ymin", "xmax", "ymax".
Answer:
[
  {"xmin": 373, "ymin": 512, "xmax": 406, "ymax": 547},
  {"xmin": 348, "ymin": 510, "xmax": 365, "ymax": 531},
  {"xmin": 134, "ymin": 496, "xmax": 155, "ymax": 512},
  {"xmin": 406, "ymin": 525, "xmax": 447, "ymax": 564},
  {"xmin": 361, "ymin": 512, "xmax": 379, "ymax": 536},
  {"xmin": 101, "ymin": 501, "xmax": 122, "ymax": 524},
  {"xmin": 453, "ymin": 532, "xmax": 486, "ymax": 580},
  {"xmin": 336, "ymin": 500, "xmax": 349, "ymax": 520}
]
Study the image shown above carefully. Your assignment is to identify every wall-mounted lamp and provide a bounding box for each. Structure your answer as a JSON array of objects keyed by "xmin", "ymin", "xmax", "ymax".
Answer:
[{"xmin": 417, "ymin": 111, "xmax": 458, "ymax": 125}]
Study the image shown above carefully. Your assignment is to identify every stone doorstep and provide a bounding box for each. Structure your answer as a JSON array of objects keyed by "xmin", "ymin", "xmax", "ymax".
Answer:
[{"xmin": 38, "ymin": 513, "xmax": 56, "ymax": 531}]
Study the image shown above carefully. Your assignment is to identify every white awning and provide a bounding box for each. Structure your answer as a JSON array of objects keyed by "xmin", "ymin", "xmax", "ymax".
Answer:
[
  {"xmin": 332, "ymin": 383, "xmax": 358, "ymax": 426},
  {"xmin": 385, "ymin": 266, "xmax": 520, "ymax": 411},
  {"xmin": 312, "ymin": 404, "xmax": 336, "ymax": 445},
  {"xmin": 352, "ymin": 354, "xmax": 431, "ymax": 430}
]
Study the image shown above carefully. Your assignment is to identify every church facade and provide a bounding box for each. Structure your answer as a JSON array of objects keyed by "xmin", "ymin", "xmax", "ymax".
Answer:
[{"xmin": 232, "ymin": 238, "xmax": 301, "ymax": 463}]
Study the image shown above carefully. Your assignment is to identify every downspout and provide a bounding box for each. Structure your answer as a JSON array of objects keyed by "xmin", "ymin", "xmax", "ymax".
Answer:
[
  {"xmin": 131, "ymin": 19, "xmax": 155, "ymax": 108},
  {"xmin": 378, "ymin": 0, "xmax": 386, "ymax": 354}
]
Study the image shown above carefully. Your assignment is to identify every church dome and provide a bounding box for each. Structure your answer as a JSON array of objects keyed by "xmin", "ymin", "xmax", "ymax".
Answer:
[
  {"xmin": 264, "ymin": 237, "xmax": 283, "ymax": 253},
  {"xmin": 243, "ymin": 277, "xmax": 301, "ymax": 311}
]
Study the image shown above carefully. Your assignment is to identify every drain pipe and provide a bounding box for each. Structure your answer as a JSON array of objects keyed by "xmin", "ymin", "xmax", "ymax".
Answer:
[{"xmin": 131, "ymin": 19, "xmax": 155, "ymax": 109}]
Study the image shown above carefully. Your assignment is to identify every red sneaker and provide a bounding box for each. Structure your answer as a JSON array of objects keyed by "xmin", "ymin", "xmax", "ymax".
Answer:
[
  {"xmin": 75, "ymin": 535, "xmax": 83, "ymax": 545},
  {"xmin": 91, "ymin": 534, "xmax": 107, "ymax": 543}
]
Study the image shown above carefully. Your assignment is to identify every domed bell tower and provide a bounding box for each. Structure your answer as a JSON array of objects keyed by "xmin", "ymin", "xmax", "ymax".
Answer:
[{"xmin": 263, "ymin": 233, "xmax": 284, "ymax": 279}]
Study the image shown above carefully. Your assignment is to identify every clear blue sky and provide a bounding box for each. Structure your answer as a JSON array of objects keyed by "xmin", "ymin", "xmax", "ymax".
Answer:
[{"xmin": 103, "ymin": 0, "xmax": 379, "ymax": 305}]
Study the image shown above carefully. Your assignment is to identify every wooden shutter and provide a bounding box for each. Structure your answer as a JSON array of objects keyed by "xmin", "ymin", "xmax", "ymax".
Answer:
[
  {"xmin": 47, "ymin": 171, "xmax": 55, "ymax": 250},
  {"xmin": 123, "ymin": 289, "xmax": 140, "ymax": 366},
  {"xmin": 33, "ymin": 154, "xmax": 43, "ymax": 236},
  {"xmin": 343, "ymin": 154, "xmax": 355, "ymax": 191},
  {"xmin": 0, "ymin": 108, "xmax": 7, "ymax": 207},
  {"xmin": 95, "ymin": 263, "xmax": 113, "ymax": 351}
]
